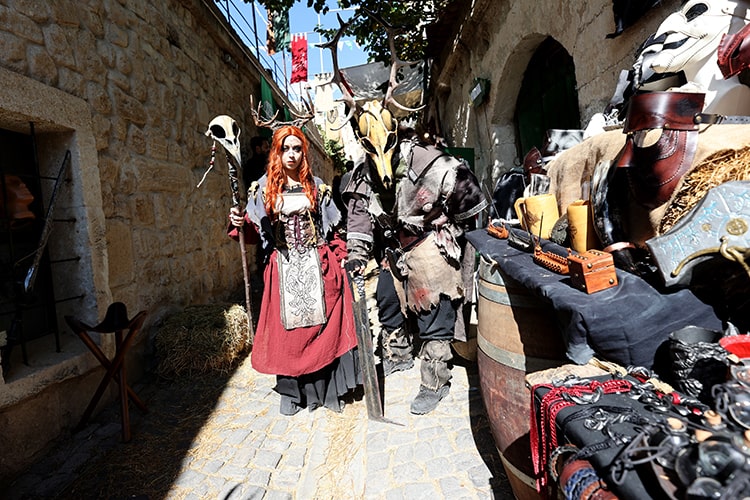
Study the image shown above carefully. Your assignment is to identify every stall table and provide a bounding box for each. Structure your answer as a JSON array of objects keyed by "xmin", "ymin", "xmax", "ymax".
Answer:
[
  {"xmin": 465, "ymin": 228, "xmax": 724, "ymax": 499},
  {"xmin": 466, "ymin": 229, "xmax": 723, "ymax": 369}
]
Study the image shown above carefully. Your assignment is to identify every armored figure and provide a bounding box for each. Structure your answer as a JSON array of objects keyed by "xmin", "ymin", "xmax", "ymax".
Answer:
[{"xmin": 343, "ymin": 124, "xmax": 486, "ymax": 414}]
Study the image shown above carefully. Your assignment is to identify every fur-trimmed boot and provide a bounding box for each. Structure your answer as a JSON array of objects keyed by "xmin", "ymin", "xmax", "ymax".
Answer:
[
  {"xmin": 410, "ymin": 339, "xmax": 452, "ymax": 415},
  {"xmin": 381, "ymin": 325, "xmax": 414, "ymax": 376}
]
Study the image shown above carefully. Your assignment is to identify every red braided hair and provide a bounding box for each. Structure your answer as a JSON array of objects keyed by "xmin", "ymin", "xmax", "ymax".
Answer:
[{"xmin": 264, "ymin": 125, "xmax": 317, "ymax": 217}]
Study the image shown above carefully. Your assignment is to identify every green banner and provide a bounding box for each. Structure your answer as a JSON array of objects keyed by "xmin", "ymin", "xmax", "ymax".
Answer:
[
  {"xmin": 271, "ymin": 9, "xmax": 290, "ymax": 53},
  {"xmin": 259, "ymin": 77, "xmax": 275, "ymax": 138}
]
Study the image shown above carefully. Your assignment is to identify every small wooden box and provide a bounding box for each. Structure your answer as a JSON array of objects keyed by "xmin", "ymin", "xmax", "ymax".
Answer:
[{"xmin": 567, "ymin": 249, "xmax": 618, "ymax": 294}]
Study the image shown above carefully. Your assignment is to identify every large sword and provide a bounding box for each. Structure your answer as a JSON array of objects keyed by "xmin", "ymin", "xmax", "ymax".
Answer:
[{"xmin": 348, "ymin": 271, "xmax": 402, "ymax": 426}]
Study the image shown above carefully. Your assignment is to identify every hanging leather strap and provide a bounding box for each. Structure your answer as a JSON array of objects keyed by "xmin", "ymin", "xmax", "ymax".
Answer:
[
  {"xmin": 622, "ymin": 92, "xmax": 704, "ymax": 132},
  {"xmin": 694, "ymin": 113, "xmax": 750, "ymax": 125},
  {"xmin": 618, "ymin": 92, "xmax": 703, "ymax": 209}
]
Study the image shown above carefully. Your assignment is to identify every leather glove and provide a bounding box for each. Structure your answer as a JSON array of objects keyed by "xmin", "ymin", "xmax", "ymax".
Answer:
[
  {"xmin": 345, "ymin": 258, "xmax": 368, "ymax": 274},
  {"xmin": 346, "ymin": 238, "xmax": 371, "ymax": 275}
]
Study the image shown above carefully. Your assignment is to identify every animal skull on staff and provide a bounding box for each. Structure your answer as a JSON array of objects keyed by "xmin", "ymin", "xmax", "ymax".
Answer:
[{"xmin": 204, "ymin": 115, "xmax": 254, "ymax": 339}]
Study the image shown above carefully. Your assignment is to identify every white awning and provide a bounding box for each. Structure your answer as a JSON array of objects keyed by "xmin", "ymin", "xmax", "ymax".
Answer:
[{"xmin": 339, "ymin": 60, "xmax": 425, "ymax": 116}]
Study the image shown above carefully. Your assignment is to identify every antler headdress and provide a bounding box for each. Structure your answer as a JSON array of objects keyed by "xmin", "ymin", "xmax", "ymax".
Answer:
[{"xmin": 249, "ymin": 90, "xmax": 315, "ymax": 131}]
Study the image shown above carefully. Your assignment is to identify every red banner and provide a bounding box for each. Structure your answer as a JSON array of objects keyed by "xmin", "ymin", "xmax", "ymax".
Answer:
[{"xmin": 290, "ymin": 33, "xmax": 308, "ymax": 84}]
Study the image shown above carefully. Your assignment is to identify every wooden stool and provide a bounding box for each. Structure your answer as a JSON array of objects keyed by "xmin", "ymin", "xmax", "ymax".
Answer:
[{"xmin": 65, "ymin": 302, "xmax": 148, "ymax": 442}]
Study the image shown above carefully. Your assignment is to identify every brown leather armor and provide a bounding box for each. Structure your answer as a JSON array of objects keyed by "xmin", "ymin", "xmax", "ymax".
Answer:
[
  {"xmin": 719, "ymin": 22, "xmax": 750, "ymax": 78},
  {"xmin": 523, "ymin": 146, "xmax": 545, "ymax": 181},
  {"xmin": 617, "ymin": 92, "xmax": 703, "ymax": 209}
]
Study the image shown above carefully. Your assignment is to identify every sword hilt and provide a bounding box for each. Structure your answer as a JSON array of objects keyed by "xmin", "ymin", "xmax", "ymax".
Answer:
[{"xmin": 352, "ymin": 274, "xmax": 366, "ymax": 301}]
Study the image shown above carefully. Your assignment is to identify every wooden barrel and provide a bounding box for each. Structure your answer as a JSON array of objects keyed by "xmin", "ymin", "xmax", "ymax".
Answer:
[{"xmin": 476, "ymin": 256, "xmax": 567, "ymax": 500}]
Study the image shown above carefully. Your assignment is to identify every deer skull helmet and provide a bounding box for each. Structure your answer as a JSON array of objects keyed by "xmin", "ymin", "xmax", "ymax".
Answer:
[{"xmin": 358, "ymin": 100, "xmax": 398, "ymax": 189}]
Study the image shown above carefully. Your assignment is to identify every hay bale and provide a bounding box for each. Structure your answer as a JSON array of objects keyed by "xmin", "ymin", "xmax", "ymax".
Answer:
[
  {"xmin": 660, "ymin": 147, "xmax": 750, "ymax": 234},
  {"xmin": 154, "ymin": 303, "xmax": 251, "ymax": 377}
]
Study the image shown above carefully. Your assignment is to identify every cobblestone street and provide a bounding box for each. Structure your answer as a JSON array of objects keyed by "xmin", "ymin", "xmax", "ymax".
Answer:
[
  {"xmin": 6, "ymin": 356, "xmax": 514, "ymax": 499},
  {"xmin": 5, "ymin": 270, "xmax": 514, "ymax": 499}
]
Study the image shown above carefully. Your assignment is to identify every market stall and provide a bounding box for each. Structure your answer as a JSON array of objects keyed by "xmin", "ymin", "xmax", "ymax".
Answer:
[
  {"xmin": 466, "ymin": 227, "xmax": 731, "ymax": 498},
  {"xmin": 468, "ymin": 211, "xmax": 750, "ymax": 495},
  {"xmin": 470, "ymin": 2, "xmax": 750, "ymax": 496}
]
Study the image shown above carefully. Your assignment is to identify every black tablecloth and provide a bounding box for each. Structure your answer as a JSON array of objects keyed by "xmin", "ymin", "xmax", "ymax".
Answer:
[{"xmin": 466, "ymin": 229, "xmax": 723, "ymax": 369}]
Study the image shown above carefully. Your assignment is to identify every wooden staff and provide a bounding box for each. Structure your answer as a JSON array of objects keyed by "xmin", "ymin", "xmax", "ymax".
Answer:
[
  {"xmin": 224, "ymin": 147, "xmax": 254, "ymax": 340},
  {"xmin": 208, "ymin": 141, "xmax": 254, "ymax": 340}
]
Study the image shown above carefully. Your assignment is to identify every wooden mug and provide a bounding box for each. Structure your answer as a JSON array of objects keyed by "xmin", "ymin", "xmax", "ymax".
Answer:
[
  {"xmin": 514, "ymin": 193, "xmax": 559, "ymax": 240},
  {"xmin": 567, "ymin": 199, "xmax": 599, "ymax": 253}
]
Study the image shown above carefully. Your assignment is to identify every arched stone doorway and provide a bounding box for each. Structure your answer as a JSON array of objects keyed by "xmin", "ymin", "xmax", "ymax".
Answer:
[{"xmin": 515, "ymin": 37, "xmax": 580, "ymax": 157}]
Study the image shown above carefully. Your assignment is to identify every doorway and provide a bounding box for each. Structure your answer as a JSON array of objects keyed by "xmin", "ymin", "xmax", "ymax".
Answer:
[{"xmin": 515, "ymin": 37, "xmax": 580, "ymax": 158}]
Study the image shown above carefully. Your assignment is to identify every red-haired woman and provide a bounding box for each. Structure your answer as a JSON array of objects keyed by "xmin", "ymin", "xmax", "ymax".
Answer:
[{"xmin": 229, "ymin": 125, "xmax": 360, "ymax": 415}]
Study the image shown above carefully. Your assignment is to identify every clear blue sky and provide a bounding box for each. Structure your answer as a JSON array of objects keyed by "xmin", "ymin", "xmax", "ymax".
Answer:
[{"xmin": 231, "ymin": 0, "xmax": 369, "ymax": 83}]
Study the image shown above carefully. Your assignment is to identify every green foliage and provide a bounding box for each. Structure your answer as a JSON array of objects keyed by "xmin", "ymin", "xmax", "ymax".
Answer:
[
  {"xmin": 323, "ymin": 134, "xmax": 348, "ymax": 175},
  {"xmin": 254, "ymin": 0, "xmax": 449, "ymax": 63}
]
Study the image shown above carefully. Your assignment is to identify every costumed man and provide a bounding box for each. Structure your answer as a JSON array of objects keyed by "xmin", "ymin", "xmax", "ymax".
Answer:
[
  {"xmin": 343, "ymin": 116, "xmax": 487, "ymax": 415},
  {"xmin": 242, "ymin": 135, "xmax": 271, "ymax": 188},
  {"xmin": 242, "ymin": 135, "xmax": 271, "ymax": 275}
]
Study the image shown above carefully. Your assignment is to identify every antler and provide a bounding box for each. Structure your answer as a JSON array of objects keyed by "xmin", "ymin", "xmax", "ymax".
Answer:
[
  {"xmin": 363, "ymin": 8, "xmax": 425, "ymax": 114},
  {"xmin": 288, "ymin": 87, "xmax": 316, "ymax": 126},
  {"xmin": 313, "ymin": 9, "xmax": 424, "ymax": 131},
  {"xmin": 315, "ymin": 13, "xmax": 361, "ymax": 130},
  {"xmin": 249, "ymin": 92, "xmax": 315, "ymax": 131},
  {"xmin": 250, "ymin": 95, "xmax": 279, "ymax": 129}
]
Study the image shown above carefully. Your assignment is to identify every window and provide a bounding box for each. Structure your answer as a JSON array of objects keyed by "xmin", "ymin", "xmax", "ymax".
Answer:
[{"xmin": 0, "ymin": 127, "xmax": 63, "ymax": 375}]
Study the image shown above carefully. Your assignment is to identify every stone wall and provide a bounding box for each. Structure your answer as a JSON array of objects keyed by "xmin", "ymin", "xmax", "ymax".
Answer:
[
  {"xmin": 1, "ymin": 0, "xmax": 331, "ymax": 312},
  {"xmin": 0, "ymin": 0, "xmax": 332, "ymax": 481},
  {"xmin": 428, "ymin": 0, "xmax": 681, "ymax": 188}
]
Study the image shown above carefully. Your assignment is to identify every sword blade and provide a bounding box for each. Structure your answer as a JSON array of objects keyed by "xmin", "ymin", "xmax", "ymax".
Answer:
[{"xmin": 348, "ymin": 271, "xmax": 403, "ymax": 426}]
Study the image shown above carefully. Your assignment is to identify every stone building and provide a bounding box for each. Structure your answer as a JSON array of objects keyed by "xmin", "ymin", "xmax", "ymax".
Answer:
[
  {"xmin": 424, "ymin": 0, "xmax": 681, "ymax": 191},
  {"xmin": 0, "ymin": 0, "xmax": 331, "ymax": 481}
]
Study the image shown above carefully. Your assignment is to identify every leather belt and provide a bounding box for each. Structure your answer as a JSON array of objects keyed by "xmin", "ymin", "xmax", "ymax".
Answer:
[
  {"xmin": 694, "ymin": 113, "xmax": 750, "ymax": 125},
  {"xmin": 397, "ymin": 228, "xmax": 431, "ymax": 251},
  {"xmin": 622, "ymin": 92, "xmax": 750, "ymax": 129},
  {"xmin": 623, "ymin": 92, "xmax": 704, "ymax": 132}
]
